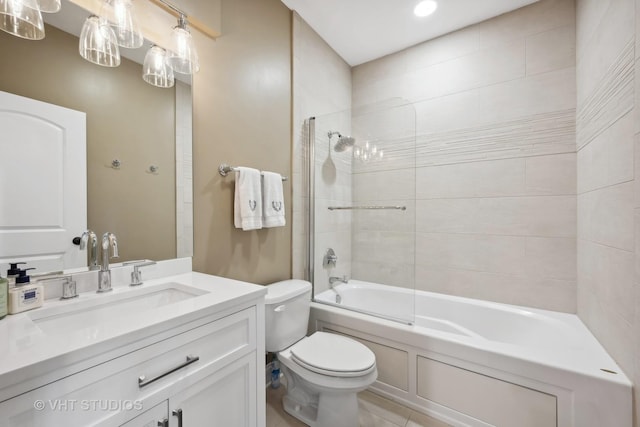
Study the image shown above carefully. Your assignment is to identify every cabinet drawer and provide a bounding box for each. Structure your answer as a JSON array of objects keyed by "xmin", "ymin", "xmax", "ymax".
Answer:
[
  {"xmin": 417, "ymin": 356, "xmax": 557, "ymax": 427},
  {"xmin": 0, "ymin": 307, "xmax": 256, "ymax": 427}
]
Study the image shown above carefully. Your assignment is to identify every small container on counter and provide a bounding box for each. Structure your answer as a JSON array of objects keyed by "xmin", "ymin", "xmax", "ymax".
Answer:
[{"xmin": 8, "ymin": 268, "xmax": 43, "ymax": 314}]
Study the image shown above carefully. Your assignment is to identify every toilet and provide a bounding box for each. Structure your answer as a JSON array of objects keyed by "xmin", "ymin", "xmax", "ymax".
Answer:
[{"xmin": 265, "ymin": 280, "xmax": 377, "ymax": 427}]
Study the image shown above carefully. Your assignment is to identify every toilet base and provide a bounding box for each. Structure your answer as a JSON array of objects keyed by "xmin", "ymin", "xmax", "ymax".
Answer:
[
  {"xmin": 283, "ymin": 394, "xmax": 317, "ymax": 426},
  {"xmin": 283, "ymin": 390, "xmax": 359, "ymax": 427},
  {"xmin": 281, "ymin": 364, "xmax": 369, "ymax": 427}
]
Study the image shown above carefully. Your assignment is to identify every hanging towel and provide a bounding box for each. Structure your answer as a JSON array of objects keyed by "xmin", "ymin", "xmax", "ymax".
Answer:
[
  {"xmin": 262, "ymin": 171, "xmax": 286, "ymax": 228},
  {"xmin": 234, "ymin": 167, "xmax": 263, "ymax": 230}
]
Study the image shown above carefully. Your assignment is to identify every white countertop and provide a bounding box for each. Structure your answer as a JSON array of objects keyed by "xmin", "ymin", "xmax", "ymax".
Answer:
[{"xmin": 0, "ymin": 259, "xmax": 267, "ymax": 402}]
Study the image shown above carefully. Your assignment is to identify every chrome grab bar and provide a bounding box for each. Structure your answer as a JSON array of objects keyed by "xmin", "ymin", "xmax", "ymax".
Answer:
[
  {"xmin": 138, "ymin": 355, "xmax": 200, "ymax": 388},
  {"xmin": 328, "ymin": 205, "xmax": 406, "ymax": 211}
]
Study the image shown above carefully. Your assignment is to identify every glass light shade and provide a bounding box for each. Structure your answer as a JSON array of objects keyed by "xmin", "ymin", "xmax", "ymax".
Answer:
[
  {"xmin": 143, "ymin": 45, "xmax": 175, "ymax": 88},
  {"xmin": 79, "ymin": 15, "xmax": 120, "ymax": 67},
  {"xmin": 38, "ymin": 0, "xmax": 60, "ymax": 13},
  {"xmin": 167, "ymin": 25, "xmax": 199, "ymax": 74},
  {"xmin": 99, "ymin": 0, "xmax": 143, "ymax": 48},
  {"xmin": 0, "ymin": 0, "xmax": 44, "ymax": 40}
]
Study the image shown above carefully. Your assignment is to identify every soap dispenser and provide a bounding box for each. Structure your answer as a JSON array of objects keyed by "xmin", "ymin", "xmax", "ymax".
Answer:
[
  {"xmin": 8, "ymin": 268, "xmax": 44, "ymax": 314},
  {"xmin": 6, "ymin": 262, "xmax": 26, "ymax": 287}
]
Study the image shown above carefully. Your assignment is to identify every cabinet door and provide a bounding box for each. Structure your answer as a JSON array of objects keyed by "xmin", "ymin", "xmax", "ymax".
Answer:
[
  {"xmin": 120, "ymin": 401, "xmax": 169, "ymax": 427},
  {"xmin": 169, "ymin": 353, "xmax": 256, "ymax": 427}
]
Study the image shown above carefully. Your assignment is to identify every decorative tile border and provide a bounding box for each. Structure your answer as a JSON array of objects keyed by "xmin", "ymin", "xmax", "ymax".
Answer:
[{"xmin": 577, "ymin": 40, "xmax": 634, "ymax": 150}]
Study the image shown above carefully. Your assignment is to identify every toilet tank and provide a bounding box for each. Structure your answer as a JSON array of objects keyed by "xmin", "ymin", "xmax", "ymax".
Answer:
[{"xmin": 265, "ymin": 280, "xmax": 312, "ymax": 352}]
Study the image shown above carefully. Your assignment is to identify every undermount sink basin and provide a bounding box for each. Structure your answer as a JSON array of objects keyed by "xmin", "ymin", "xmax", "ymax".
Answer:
[{"xmin": 28, "ymin": 282, "xmax": 208, "ymax": 335}]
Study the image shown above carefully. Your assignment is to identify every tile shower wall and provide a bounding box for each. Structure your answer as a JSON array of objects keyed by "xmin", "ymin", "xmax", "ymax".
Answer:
[
  {"xmin": 575, "ymin": 0, "xmax": 640, "ymax": 424},
  {"xmin": 351, "ymin": 0, "xmax": 577, "ymax": 311},
  {"xmin": 291, "ymin": 13, "xmax": 352, "ymax": 293}
]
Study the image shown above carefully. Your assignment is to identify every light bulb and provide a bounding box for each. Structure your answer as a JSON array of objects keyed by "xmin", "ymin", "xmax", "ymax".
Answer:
[{"xmin": 414, "ymin": 0, "xmax": 437, "ymax": 17}]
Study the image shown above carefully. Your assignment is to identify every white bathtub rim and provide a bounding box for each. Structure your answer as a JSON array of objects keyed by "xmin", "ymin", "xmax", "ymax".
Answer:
[
  {"xmin": 310, "ymin": 302, "xmax": 633, "ymax": 427},
  {"xmin": 309, "ymin": 299, "xmax": 632, "ymax": 389}
]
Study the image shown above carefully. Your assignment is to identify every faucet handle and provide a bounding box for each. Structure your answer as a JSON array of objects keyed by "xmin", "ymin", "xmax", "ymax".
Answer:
[
  {"xmin": 36, "ymin": 275, "xmax": 78, "ymax": 300},
  {"xmin": 129, "ymin": 261, "xmax": 157, "ymax": 286},
  {"xmin": 60, "ymin": 277, "xmax": 78, "ymax": 299}
]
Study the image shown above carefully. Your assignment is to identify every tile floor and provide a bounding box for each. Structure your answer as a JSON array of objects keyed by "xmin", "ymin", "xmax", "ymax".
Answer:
[{"xmin": 266, "ymin": 384, "xmax": 452, "ymax": 427}]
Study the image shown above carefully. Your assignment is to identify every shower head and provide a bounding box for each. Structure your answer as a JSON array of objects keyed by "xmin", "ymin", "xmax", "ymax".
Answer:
[
  {"xmin": 334, "ymin": 135, "xmax": 356, "ymax": 152},
  {"xmin": 328, "ymin": 131, "xmax": 356, "ymax": 152}
]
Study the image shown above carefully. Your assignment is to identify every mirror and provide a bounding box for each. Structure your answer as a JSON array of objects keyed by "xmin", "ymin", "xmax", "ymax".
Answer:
[{"xmin": 0, "ymin": 0, "xmax": 193, "ymax": 271}]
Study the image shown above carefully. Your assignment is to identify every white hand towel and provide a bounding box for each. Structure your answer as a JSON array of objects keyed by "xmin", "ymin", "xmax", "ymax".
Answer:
[
  {"xmin": 262, "ymin": 171, "xmax": 286, "ymax": 228},
  {"xmin": 234, "ymin": 167, "xmax": 263, "ymax": 230}
]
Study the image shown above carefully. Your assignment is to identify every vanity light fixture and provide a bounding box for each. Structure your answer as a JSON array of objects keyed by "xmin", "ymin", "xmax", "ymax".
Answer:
[
  {"xmin": 99, "ymin": 0, "xmax": 143, "ymax": 48},
  {"xmin": 37, "ymin": 0, "xmax": 60, "ymax": 13},
  {"xmin": 142, "ymin": 45, "xmax": 174, "ymax": 88},
  {"xmin": 413, "ymin": 0, "xmax": 437, "ymax": 17},
  {"xmin": 0, "ymin": 0, "xmax": 45, "ymax": 40},
  {"xmin": 167, "ymin": 13, "xmax": 199, "ymax": 75},
  {"xmin": 79, "ymin": 15, "xmax": 121, "ymax": 67}
]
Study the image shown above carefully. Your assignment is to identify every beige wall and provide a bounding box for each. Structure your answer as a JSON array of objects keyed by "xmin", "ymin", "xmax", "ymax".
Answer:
[
  {"xmin": 350, "ymin": 0, "xmax": 577, "ymax": 312},
  {"xmin": 0, "ymin": 24, "xmax": 177, "ymax": 262},
  {"xmin": 191, "ymin": 0, "xmax": 292, "ymax": 284},
  {"xmin": 575, "ymin": 0, "xmax": 640, "ymax": 424}
]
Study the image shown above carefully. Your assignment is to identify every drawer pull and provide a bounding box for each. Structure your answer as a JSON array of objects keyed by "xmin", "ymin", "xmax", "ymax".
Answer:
[
  {"xmin": 157, "ymin": 419, "xmax": 169, "ymax": 427},
  {"xmin": 138, "ymin": 355, "xmax": 200, "ymax": 388},
  {"xmin": 172, "ymin": 409, "xmax": 183, "ymax": 427}
]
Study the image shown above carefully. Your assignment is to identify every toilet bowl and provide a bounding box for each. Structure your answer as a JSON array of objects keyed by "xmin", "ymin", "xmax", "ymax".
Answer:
[{"xmin": 265, "ymin": 280, "xmax": 377, "ymax": 427}]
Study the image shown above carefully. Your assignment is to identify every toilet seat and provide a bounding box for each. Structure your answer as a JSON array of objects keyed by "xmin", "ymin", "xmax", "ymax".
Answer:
[{"xmin": 290, "ymin": 332, "xmax": 376, "ymax": 377}]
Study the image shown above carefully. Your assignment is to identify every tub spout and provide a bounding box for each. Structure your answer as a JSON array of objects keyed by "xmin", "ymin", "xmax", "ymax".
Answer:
[
  {"xmin": 329, "ymin": 275, "xmax": 349, "ymax": 285},
  {"xmin": 328, "ymin": 276, "xmax": 346, "ymax": 304}
]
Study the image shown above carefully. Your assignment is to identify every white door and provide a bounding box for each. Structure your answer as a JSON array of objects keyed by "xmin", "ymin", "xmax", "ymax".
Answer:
[{"xmin": 0, "ymin": 91, "xmax": 87, "ymax": 274}]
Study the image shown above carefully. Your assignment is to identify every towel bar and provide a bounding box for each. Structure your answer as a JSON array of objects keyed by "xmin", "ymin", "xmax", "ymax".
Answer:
[
  {"xmin": 218, "ymin": 163, "xmax": 288, "ymax": 181},
  {"xmin": 327, "ymin": 206, "xmax": 407, "ymax": 211}
]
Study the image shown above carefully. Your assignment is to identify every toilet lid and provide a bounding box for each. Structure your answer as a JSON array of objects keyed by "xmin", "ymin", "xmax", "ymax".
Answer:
[{"xmin": 290, "ymin": 332, "xmax": 376, "ymax": 377}]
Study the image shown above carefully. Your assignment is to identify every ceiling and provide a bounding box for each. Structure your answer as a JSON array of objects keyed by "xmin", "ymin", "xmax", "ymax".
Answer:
[{"xmin": 280, "ymin": 0, "xmax": 540, "ymax": 66}]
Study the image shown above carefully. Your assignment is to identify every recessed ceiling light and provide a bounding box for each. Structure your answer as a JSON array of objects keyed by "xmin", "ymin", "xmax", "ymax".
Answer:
[{"xmin": 414, "ymin": 0, "xmax": 438, "ymax": 17}]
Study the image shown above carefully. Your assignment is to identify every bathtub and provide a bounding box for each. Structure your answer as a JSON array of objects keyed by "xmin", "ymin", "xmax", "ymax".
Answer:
[{"xmin": 311, "ymin": 281, "xmax": 632, "ymax": 427}]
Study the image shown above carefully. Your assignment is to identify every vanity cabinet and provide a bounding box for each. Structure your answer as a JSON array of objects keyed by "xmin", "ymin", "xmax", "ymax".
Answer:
[
  {"xmin": 0, "ymin": 303, "xmax": 265, "ymax": 427},
  {"xmin": 120, "ymin": 401, "xmax": 169, "ymax": 427}
]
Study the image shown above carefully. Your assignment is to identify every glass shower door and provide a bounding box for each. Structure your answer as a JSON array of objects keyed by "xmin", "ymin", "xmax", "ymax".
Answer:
[{"xmin": 309, "ymin": 99, "xmax": 416, "ymax": 324}]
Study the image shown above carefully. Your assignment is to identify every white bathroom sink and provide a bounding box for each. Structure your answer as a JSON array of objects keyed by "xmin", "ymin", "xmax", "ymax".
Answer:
[{"xmin": 28, "ymin": 282, "xmax": 208, "ymax": 335}]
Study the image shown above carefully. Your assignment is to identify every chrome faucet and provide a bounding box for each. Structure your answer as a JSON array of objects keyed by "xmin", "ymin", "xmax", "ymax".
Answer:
[
  {"xmin": 98, "ymin": 232, "xmax": 118, "ymax": 293},
  {"xmin": 79, "ymin": 230, "xmax": 99, "ymax": 270},
  {"xmin": 329, "ymin": 275, "xmax": 349, "ymax": 285}
]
